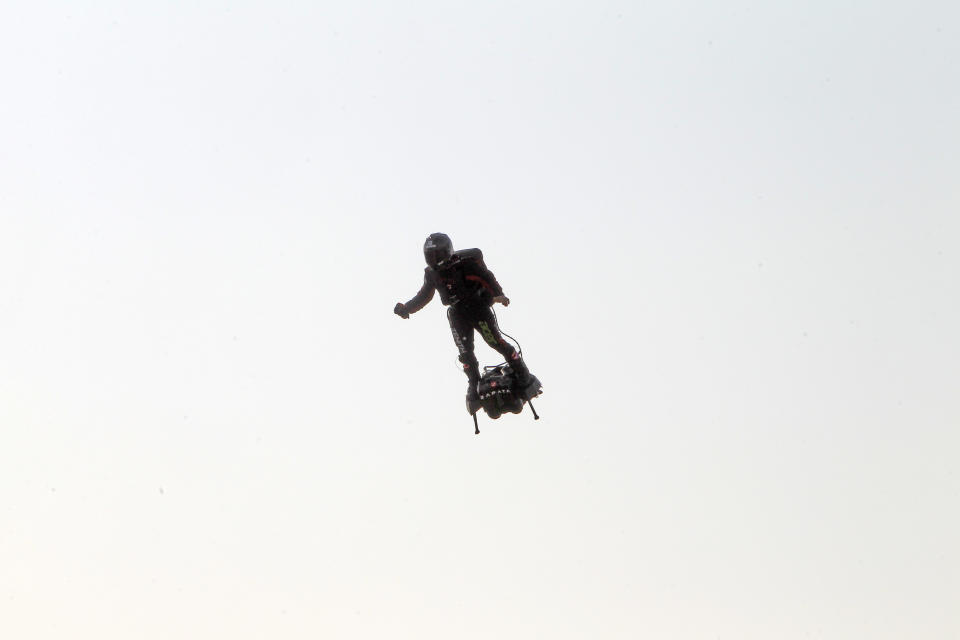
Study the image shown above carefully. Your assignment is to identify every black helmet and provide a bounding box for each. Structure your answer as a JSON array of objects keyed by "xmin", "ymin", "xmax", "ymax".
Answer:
[{"xmin": 423, "ymin": 233, "xmax": 453, "ymax": 267}]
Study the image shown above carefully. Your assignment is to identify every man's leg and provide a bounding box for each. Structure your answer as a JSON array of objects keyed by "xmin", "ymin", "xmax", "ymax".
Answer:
[
  {"xmin": 447, "ymin": 307, "xmax": 481, "ymax": 401},
  {"xmin": 472, "ymin": 307, "xmax": 530, "ymax": 384}
]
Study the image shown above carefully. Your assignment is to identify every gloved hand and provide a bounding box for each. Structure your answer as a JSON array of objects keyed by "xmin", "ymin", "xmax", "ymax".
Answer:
[
  {"xmin": 493, "ymin": 295, "xmax": 510, "ymax": 307},
  {"xmin": 394, "ymin": 302, "xmax": 410, "ymax": 319}
]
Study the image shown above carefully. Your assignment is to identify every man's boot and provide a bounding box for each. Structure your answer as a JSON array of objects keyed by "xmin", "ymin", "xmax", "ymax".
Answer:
[
  {"xmin": 509, "ymin": 354, "xmax": 539, "ymax": 400},
  {"xmin": 464, "ymin": 364, "xmax": 482, "ymax": 414},
  {"xmin": 509, "ymin": 353, "xmax": 530, "ymax": 386}
]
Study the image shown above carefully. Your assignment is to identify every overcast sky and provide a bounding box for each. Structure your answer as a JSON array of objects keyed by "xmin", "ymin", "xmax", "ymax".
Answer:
[{"xmin": 1, "ymin": 1, "xmax": 958, "ymax": 638}]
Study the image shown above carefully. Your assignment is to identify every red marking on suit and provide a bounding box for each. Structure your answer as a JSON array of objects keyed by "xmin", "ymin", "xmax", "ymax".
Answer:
[{"xmin": 465, "ymin": 274, "xmax": 496, "ymax": 293}]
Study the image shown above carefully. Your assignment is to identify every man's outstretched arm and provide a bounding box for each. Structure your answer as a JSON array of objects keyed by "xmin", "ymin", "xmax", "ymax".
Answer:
[{"xmin": 395, "ymin": 270, "xmax": 435, "ymax": 318}]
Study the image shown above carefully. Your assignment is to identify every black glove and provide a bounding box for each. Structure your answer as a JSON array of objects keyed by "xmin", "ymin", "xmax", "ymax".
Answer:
[{"xmin": 394, "ymin": 302, "xmax": 410, "ymax": 319}]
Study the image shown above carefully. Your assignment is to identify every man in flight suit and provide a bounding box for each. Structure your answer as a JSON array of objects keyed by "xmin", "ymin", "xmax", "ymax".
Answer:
[{"xmin": 394, "ymin": 233, "xmax": 532, "ymax": 412}]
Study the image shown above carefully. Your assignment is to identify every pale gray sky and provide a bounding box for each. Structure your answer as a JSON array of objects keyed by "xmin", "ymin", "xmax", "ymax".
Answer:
[{"xmin": 1, "ymin": 1, "xmax": 958, "ymax": 638}]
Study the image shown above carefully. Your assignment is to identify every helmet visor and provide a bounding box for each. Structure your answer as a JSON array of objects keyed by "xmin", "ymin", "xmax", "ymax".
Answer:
[
  {"xmin": 424, "ymin": 236, "xmax": 452, "ymax": 267},
  {"xmin": 424, "ymin": 247, "xmax": 447, "ymax": 267}
]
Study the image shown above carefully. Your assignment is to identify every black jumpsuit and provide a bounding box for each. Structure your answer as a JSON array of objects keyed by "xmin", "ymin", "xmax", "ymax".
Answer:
[{"xmin": 402, "ymin": 249, "xmax": 525, "ymax": 387}]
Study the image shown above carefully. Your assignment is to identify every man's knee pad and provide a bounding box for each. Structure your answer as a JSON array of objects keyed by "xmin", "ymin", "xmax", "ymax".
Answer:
[
  {"xmin": 459, "ymin": 354, "xmax": 480, "ymax": 383},
  {"xmin": 458, "ymin": 352, "xmax": 479, "ymax": 368}
]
